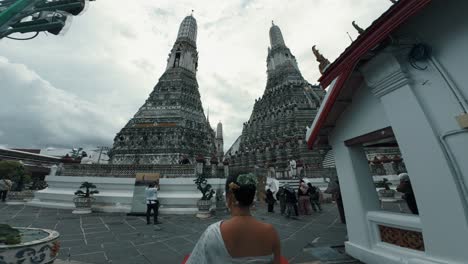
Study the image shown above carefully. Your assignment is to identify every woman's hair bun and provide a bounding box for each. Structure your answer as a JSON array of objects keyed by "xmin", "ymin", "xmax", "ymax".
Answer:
[{"xmin": 226, "ymin": 173, "xmax": 257, "ymax": 207}]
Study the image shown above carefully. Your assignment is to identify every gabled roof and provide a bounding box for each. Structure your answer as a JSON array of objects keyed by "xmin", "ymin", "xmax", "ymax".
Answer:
[{"xmin": 307, "ymin": 0, "xmax": 432, "ymax": 149}]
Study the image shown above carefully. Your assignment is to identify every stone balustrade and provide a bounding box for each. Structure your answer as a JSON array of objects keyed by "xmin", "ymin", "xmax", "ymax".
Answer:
[{"xmin": 59, "ymin": 164, "xmax": 196, "ymax": 178}]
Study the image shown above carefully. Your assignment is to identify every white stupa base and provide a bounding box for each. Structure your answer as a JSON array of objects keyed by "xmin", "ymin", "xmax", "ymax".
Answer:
[{"xmin": 29, "ymin": 175, "xmax": 226, "ymax": 215}]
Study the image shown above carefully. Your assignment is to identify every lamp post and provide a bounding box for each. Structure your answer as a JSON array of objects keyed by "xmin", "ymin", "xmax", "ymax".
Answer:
[{"xmin": 0, "ymin": 0, "xmax": 95, "ymax": 39}]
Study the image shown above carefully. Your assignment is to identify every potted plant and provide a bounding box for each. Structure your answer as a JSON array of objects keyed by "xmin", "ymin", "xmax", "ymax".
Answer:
[
  {"xmin": 0, "ymin": 224, "xmax": 60, "ymax": 263},
  {"xmin": 73, "ymin": 182, "xmax": 99, "ymax": 214},
  {"xmin": 375, "ymin": 178, "xmax": 396, "ymax": 198},
  {"xmin": 194, "ymin": 173, "xmax": 215, "ymax": 218}
]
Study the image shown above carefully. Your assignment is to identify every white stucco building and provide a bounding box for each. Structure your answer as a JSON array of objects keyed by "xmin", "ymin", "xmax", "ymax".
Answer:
[{"xmin": 307, "ymin": 0, "xmax": 468, "ymax": 263}]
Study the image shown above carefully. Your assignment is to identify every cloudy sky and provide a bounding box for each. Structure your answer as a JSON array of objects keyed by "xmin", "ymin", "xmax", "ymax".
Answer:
[{"xmin": 0, "ymin": 0, "xmax": 391, "ymax": 151}]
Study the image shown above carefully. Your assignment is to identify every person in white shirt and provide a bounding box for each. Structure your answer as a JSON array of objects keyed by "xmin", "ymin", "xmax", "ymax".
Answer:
[
  {"xmin": 0, "ymin": 177, "xmax": 13, "ymax": 202},
  {"xmin": 145, "ymin": 181, "xmax": 161, "ymax": 225}
]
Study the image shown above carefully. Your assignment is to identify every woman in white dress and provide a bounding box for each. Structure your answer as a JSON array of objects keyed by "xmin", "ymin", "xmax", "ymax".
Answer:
[{"xmin": 186, "ymin": 173, "xmax": 282, "ymax": 264}]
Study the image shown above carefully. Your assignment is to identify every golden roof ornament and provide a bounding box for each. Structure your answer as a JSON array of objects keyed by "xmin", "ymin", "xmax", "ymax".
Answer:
[
  {"xmin": 312, "ymin": 45, "xmax": 330, "ymax": 74},
  {"xmin": 352, "ymin": 21, "xmax": 364, "ymax": 34}
]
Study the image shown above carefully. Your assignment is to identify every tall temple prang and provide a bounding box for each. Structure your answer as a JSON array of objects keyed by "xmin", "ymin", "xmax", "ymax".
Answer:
[
  {"xmin": 215, "ymin": 121, "xmax": 224, "ymax": 162},
  {"xmin": 109, "ymin": 14, "xmax": 216, "ymax": 165},
  {"xmin": 228, "ymin": 22, "xmax": 332, "ymax": 178}
]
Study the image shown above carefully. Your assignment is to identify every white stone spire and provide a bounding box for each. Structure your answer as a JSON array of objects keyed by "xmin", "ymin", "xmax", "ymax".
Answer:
[
  {"xmin": 177, "ymin": 14, "xmax": 197, "ymax": 44},
  {"xmin": 266, "ymin": 22, "xmax": 303, "ymax": 89},
  {"xmin": 216, "ymin": 122, "xmax": 223, "ymax": 139},
  {"xmin": 215, "ymin": 121, "xmax": 224, "ymax": 161},
  {"xmin": 269, "ymin": 21, "xmax": 286, "ymax": 48},
  {"xmin": 166, "ymin": 15, "xmax": 199, "ymax": 73}
]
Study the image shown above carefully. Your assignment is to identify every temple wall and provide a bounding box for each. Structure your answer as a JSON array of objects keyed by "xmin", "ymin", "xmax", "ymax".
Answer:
[{"xmin": 326, "ymin": 2, "xmax": 468, "ymax": 261}]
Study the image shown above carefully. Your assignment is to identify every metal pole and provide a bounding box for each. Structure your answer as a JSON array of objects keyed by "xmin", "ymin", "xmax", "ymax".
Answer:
[
  {"xmin": 97, "ymin": 146, "xmax": 103, "ymax": 164},
  {"xmin": 0, "ymin": 0, "xmax": 34, "ymax": 29}
]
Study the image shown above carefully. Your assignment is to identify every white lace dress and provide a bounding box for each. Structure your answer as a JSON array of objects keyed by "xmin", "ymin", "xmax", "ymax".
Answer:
[{"xmin": 186, "ymin": 221, "xmax": 274, "ymax": 264}]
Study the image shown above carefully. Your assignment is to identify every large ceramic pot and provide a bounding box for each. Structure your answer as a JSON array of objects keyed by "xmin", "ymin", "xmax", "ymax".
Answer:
[
  {"xmin": 196, "ymin": 199, "xmax": 212, "ymax": 219},
  {"xmin": 0, "ymin": 228, "xmax": 60, "ymax": 264},
  {"xmin": 72, "ymin": 196, "xmax": 95, "ymax": 214},
  {"xmin": 378, "ymin": 189, "xmax": 396, "ymax": 198}
]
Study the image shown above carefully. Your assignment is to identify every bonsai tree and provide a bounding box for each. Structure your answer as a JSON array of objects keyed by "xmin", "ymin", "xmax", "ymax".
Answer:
[
  {"xmin": 375, "ymin": 178, "xmax": 392, "ymax": 190},
  {"xmin": 0, "ymin": 224, "xmax": 21, "ymax": 245},
  {"xmin": 75, "ymin": 182, "xmax": 99, "ymax": 197},
  {"xmin": 194, "ymin": 173, "xmax": 215, "ymax": 200}
]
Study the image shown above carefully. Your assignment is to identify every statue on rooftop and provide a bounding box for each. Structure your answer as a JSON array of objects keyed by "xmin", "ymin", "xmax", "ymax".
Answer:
[
  {"xmin": 352, "ymin": 21, "xmax": 365, "ymax": 34},
  {"xmin": 312, "ymin": 45, "xmax": 330, "ymax": 74}
]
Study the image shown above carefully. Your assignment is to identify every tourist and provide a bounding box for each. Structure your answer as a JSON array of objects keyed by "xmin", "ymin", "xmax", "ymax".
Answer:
[
  {"xmin": 308, "ymin": 183, "xmax": 322, "ymax": 212},
  {"xmin": 185, "ymin": 173, "xmax": 281, "ymax": 264},
  {"xmin": 284, "ymin": 184, "xmax": 298, "ymax": 218},
  {"xmin": 325, "ymin": 179, "xmax": 345, "ymax": 223},
  {"xmin": 297, "ymin": 180, "xmax": 312, "ymax": 215},
  {"xmin": 397, "ymin": 173, "xmax": 419, "ymax": 215},
  {"xmin": 277, "ymin": 186, "xmax": 286, "ymax": 215},
  {"xmin": 332, "ymin": 180, "xmax": 346, "ymax": 224},
  {"xmin": 0, "ymin": 177, "xmax": 13, "ymax": 202},
  {"xmin": 145, "ymin": 181, "xmax": 161, "ymax": 225},
  {"xmin": 266, "ymin": 188, "xmax": 276, "ymax": 213}
]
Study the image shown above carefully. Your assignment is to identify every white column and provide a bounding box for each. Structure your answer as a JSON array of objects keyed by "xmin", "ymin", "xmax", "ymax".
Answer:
[
  {"xmin": 363, "ymin": 51, "xmax": 468, "ymax": 262},
  {"xmin": 332, "ymin": 143, "xmax": 380, "ymax": 248}
]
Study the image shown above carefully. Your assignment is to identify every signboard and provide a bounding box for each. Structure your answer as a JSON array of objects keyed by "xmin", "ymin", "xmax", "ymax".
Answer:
[{"xmin": 129, "ymin": 173, "xmax": 160, "ymax": 215}]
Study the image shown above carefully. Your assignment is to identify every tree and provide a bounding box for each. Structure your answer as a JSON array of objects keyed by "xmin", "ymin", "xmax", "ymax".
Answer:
[
  {"xmin": 0, "ymin": 160, "xmax": 30, "ymax": 191},
  {"xmin": 194, "ymin": 173, "xmax": 215, "ymax": 200},
  {"xmin": 74, "ymin": 181, "xmax": 99, "ymax": 198}
]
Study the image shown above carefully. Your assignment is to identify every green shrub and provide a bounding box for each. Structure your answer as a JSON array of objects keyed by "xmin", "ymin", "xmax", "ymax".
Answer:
[{"xmin": 0, "ymin": 224, "xmax": 21, "ymax": 245}]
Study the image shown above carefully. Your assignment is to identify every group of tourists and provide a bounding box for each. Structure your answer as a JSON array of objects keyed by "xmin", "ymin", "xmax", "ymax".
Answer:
[{"xmin": 265, "ymin": 179, "xmax": 323, "ymax": 218}]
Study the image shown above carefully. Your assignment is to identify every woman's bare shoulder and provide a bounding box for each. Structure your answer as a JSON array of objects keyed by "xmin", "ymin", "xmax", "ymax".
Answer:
[{"xmin": 253, "ymin": 220, "xmax": 277, "ymax": 234}]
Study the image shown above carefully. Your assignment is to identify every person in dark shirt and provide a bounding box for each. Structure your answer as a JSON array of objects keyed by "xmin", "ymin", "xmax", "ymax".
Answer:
[
  {"xmin": 297, "ymin": 180, "xmax": 312, "ymax": 215},
  {"xmin": 265, "ymin": 188, "xmax": 276, "ymax": 213},
  {"xmin": 277, "ymin": 187, "xmax": 286, "ymax": 215},
  {"xmin": 326, "ymin": 179, "xmax": 346, "ymax": 224},
  {"xmin": 397, "ymin": 173, "xmax": 419, "ymax": 215},
  {"xmin": 308, "ymin": 183, "xmax": 322, "ymax": 212},
  {"xmin": 284, "ymin": 184, "xmax": 298, "ymax": 218}
]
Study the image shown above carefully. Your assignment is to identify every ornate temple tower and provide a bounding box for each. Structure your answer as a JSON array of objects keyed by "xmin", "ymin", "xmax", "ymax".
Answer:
[
  {"xmin": 215, "ymin": 122, "xmax": 224, "ymax": 162},
  {"xmin": 109, "ymin": 15, "xmax": 216, "ymax": 165},
  {"xmin": 230, "ymin": 22, "xmax": 327, "ymax": 174}
]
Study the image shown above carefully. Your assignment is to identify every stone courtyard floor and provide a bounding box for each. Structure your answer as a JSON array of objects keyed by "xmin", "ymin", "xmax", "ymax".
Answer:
[{"xmin": 0, "ymin": 203, "xmax": 361, "ymax": 264}]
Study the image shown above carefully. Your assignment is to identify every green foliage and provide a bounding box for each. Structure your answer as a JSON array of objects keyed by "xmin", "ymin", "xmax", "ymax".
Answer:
[
  {"xmin": 30, "ymin": 180, "xmax": 48, "ymax": 190},
  {"xmin": 71, "ymin": 148, "xmax": 83, "ymax": 159},
  {"xmin": 194, "ymin": 173, "xmax": 215, "ymax": 200},
  {"xmin": 0, "ymin": 160, "xmax": 30, "ymax": 191},
  {"xmin": 237, "ymin": 173, "xmax": 257, "ymax": 186},
  {"xmin": 0, "ymin": 224, "xmax": 21, "ymax": 245},
  {"xmin": 375, "ymin": 178, "xmax": 392, "ymax": 190},
  {"xmin": 75, "ymin": 181, "xmax": 99, "ymax": 197}
]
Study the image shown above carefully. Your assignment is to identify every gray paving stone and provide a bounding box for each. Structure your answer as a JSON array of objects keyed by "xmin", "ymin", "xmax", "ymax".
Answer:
[
  {"xmin": 70, "ymin": 252, "xmax": 107, "ymax": 264},
  {"xmin": 61, "ymin": 239, "xmax": 87, "ymax": 248},
  {"xmin": 108, "ymin": 255, "xmax": 151, "ymax": 264},
  {"xmin": 0, "ymin": 203, "xmax": 353, "ymax": 264},
  {"xmin": 104, "ymin": 246, "xmax": 140, "ymax": 260},
  {"xmin": 69, "ymin": 244, "xmax": 104, "ymax": 256}
]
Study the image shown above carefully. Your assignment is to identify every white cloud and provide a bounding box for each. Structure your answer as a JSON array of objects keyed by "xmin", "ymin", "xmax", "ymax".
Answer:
[
  {"xmin": 0, "ymin": 0, "xmax": 391, "ymax": 150},
  {"xmin": 0, "ymin": 56, "xmax": 122, "ymax": 148}
]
